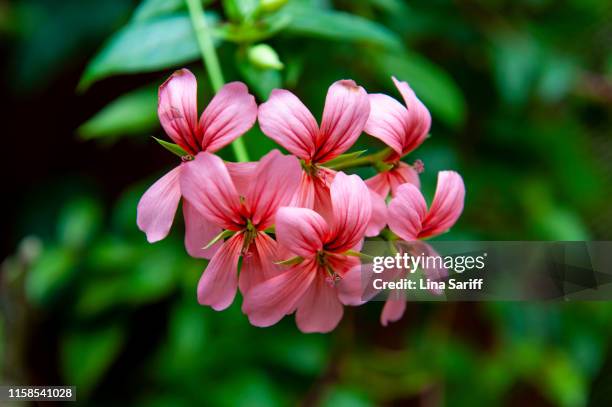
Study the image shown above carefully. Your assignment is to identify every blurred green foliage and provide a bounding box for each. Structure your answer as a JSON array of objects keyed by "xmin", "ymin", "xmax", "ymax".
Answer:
[{"xmin": 2, "ymin": 0, "xmax": 612, "ymax": 406}]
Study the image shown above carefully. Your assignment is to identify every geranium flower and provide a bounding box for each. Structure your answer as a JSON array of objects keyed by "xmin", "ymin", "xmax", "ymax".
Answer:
[
  {"xmin": 365, "ymin": 77, "xmax": 431, "ymax": 197},
  {"xmin": 257, "ymin": 80, "xmax": 370, "ymax": 216},
  {"xmin": 180, "ymin": 149, "xmax": 301, "ymax": 311},
  {"xmin": 381, "ymin": 171, "xmax": 465, "ymax": 325},
  {"xmin": 243, "ymin": 172, "xmax": 372, "ymax": 333},
  {"xmin": 137, "ymin": 69, "xmax": 257, "ymax": 259}
]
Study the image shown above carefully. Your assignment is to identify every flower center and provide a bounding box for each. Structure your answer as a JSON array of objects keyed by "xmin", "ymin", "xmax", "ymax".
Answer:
[{"xmin": 316, "ymin": 250, "xmax": 341, "ymax": 287}]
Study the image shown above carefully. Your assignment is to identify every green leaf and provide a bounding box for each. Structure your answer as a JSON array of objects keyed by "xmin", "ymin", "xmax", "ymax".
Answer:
[
  {"xmin": 371, "ymin": 50, "xmax": 466, "ymax": 128},
  {"xmin": 79, "ymin": 86, "xmax": 158, "ymax": 139},
  {"xmin": 322, "ymin": 150, "xmax": 367, "ymax": 169},
  {"xmin": 26, "ymin": 247, "xmax": 76, "ymax": 306},
  {"xmin": 132, "ymin": 0, "xmax": 186, "ymax": 22},
  {"xmin": 275, "ymin": 256, "xmax": 304, "ymax": 266},
  {"xmin": 237, "ymin": 56, "xmax": 282, "ymax": 100},
  {"xmin": 79, "ymin": 13, "xmax": 218, "ymax": 89},
  {"xmin": 57, "ymin": 197, "xmax": 103, "ymax": 248},
  {"xmin": 153, "ymin": 137, "xmax": 189, "ymax": 157},
  {"xmin": 284, "ymin": 4, "xmax": 402, "ymax": 50},
  {"xmin": 61, "ymin": 323, "xmax": 125, "ymax": 398},
  {"xmin": 204, "ymin": 229, "xmax": 235, "ymax": 249}
]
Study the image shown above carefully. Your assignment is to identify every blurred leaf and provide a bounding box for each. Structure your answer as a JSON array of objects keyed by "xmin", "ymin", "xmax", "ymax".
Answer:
[
  {"xmin": 218, "ymin": 12, "xmax": 291, "ymax": 43},
  {"xmin": 543, "ymin": 353, "xmax": 587, "ymax": 407},
  {"xmin": 223, "ymin": 0, "xmax": 259, "ymax": 21},
  {"xmin": 491, "ymin": 33, "xmax": 540, "ymax": 106},
  {"xmin": 61, "ymin": 323, "xmax": 125, "ymax": 398},
  {"xmin": 371, "ymin": 50, "xmax": 466, "ymax": 128},
  {"xmin": 247, "ymin": 43, "xmax": 284, "ymax": 70},
  {"xmin": 153, "ymin": 137, "xmax": 190, "ymax": 157},
  {"xmin": 284, "ymin": 4, "xmax": 402, "ymax": 50},
  {"xmin": 79, "ymin": 85, "xmax": 158, "ymax": 139},
  {"xmin": 211, "ymin": 371, "xmax": 287, "ymax": 407},
  {"xmin": 323, "ymin": 150, "xmax": 367, "ymax": 169},
  {"xmin": 25, "ymin": 247, "xmax": 76, "ymax": 306},
  {"xmin": 537, "ymin": 54, "xmax": 577, "ymax": 102},
  {"xmin": 57, "ymin": 197, "xmax": 102, "ymax": 248},
  {"xmin": 321, "ymin": 387, "xmax": 373, "ymax": 407},
  {"xmin": 79, "ymin": 13, "xmax": 218, "ymax": 89},
  {"xmin": 132, "ymin": 0, "xmax": 186, "ymax": 22}
]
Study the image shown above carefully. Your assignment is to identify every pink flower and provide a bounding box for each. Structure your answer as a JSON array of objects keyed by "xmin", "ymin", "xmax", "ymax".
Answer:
[
  {"xmin": 258, "ymin": 80, "xmax": 370, "ymax": 216},
  {"xmin": 380, "ymin": 171, "xmax": 465, "ymax": 326},
  {"xmin": 180, "ymin": 149, "xmax": 301, "ymax": 311},
  {"xmin": 243, "ymin": 172, "xmax": 372, "ymax": 333},
  {"xmin": 365, "ymin": 77, "xmax": 431, "ymax": 198},
  {"xmin": 136, "ymin": 69, "xmax": 257, "ymax": 259}
]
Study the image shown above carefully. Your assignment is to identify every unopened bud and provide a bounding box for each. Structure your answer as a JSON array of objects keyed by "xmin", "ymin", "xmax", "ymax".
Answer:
[
  {"xmin": 248, "ymin": 44, "xmax": 284, "ymax": 70},
  {"xmin": 259, "ymin": 0, "xmax": 288, "ymax": 13}
]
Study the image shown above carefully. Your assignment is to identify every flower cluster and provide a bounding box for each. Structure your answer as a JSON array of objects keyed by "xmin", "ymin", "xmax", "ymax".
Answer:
[{"xmin": 137, "ymin": 68, "xmax": 465, "ymax": 333}]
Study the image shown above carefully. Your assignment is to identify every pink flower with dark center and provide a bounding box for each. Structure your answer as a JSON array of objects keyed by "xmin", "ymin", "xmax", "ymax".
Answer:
[
  {"xmin": 365, "ymin": 77, "xmax": 431, "ymax": 198},
  {"xmin": 381, "ymin": 171, "xmax": 465, "ymax": 326},
  {"xmin": 137, "ymin": 69, "xmax": 257, "ymax": 259},
  {"xmin": 180, "ymin": 149, "xmax": 301, "ymax": 311},
  {"xmin": 258, "ymin": 80, "xmax": 370, "ymax": 216},
  {"xmin": 243, "ymin": 172, "xmax": 372, "ymax": 333}
]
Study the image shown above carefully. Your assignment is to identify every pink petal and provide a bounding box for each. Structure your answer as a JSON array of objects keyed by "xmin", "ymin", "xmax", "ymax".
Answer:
[
  {"xmin": 197, "ymin": 234, "xmax": 243, "ymax": 310},
  {"xmin": 226, "ymin": 161, "xmax": 257, "ymax": 197},
  {"xmin": 200, "ymin": 81, "xmax": 257, "ymax": 153},
  {"xmin": 315, "ymin": 80, "xmax": 370, "ymax": 163},
  {"xmin": 387, "ymin": 183, "xmax": 427, "ymax": 241},
  {"xmin": 336, "ymin": 265, "xmax": 368, "ymax": 306},
  {"xmin": 246, "ymin": 150, "xmax": 301, "ymax": 229},
  {"xmin": 179, "ymin": 152, "xmax": 243, "ymax": 230},
  {"xmin": 291, "ymin": 171, "xmax": 316, "ymax": 209},
  {"xmin": 366, "ymin": 172, "xmax": 391, "ymax": 198},
  {"xmin": 239, "ymin": 232, "xmax": 280, "ymax": 296},
  {"xmin": 392, "ymin": 77, "xmax": 431, "ymax": 155},
  {"xmin": 158, "ymin": 69, "xmax": 201, "ymax": 154},
  {"xmin": 380, "ymin": 297, "xmax": 406, "ymax": 326},
  {"xmin": 388, "ymin": 162, "xmax": 420, "ymax": 196},
  {"xmin": 364, "ymin": 93, "xmax": 408, "ymax": 156},
  {"xmin": 420, "ymin": 171, "xmax": 465, "ymax": 238},
  {"xmin": 258, "ymin": 89, "xmax": 318, "ymax": 159},
  {"xmin": 137, "ymin": 165, "xmax": 182, "ymax": 243},
  {"xmin": 275, "ymin": 207, "xmax": 330, "ymax": 258},
  {"xmin": 366, "ymin": 190, "xmax": 387, "ymax": 237},
  {"xmin": 327, "ymin": 172, "xmax": 372, "ymax": 252},
  {"xmin": 244, "ymin": 260, "xmax": 317, "ymax": 327},
  {"xmin": 295, "ymin": 274, "xmax": 344, "ymax": 333},
  {"xmin": 182, "ymin": 200, "xmax": 222, "ymax": 259}
]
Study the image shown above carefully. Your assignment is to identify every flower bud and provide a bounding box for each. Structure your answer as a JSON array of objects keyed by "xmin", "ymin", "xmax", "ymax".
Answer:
[
  {"xmin": 247, "ymin": 44, "xmax": 284, "ymax": 70},
  {"xmin": 259, "ymin": 0, "xmax": 289, "ymax": 13}
]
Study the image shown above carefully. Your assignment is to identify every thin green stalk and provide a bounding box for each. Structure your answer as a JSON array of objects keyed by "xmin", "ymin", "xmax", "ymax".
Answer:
[{"xmin": 185, "ymin": 0, "xmax": 250, "ymax": 162}]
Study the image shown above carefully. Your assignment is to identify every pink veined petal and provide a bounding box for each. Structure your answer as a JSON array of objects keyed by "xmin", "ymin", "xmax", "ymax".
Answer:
[
  {"xmin": 200, "ymin": 81, "xmax": 257, "ymax": 152},
  {"xmin": 404, "ymin": 241, "xmax": 448, "ymax": 295},
  {"xmin": 258, "ymin": 89, "xmax": 318, "ymax": 159},
  {"xmin": 137, "ymin": 165, "xmax": 182, "ymax": 243},
  {"xmin": 226, "ymin": 161, "xmax": 257, "ymax": 197},
  {"xmin": 244, "ymin": 260, "xmax": 317, "ymax": 327},
  {"xmin": 366, "ymin": 190, "xmax": 387, "ymax": 237},
  {"xmin": 179, "ymin": 152, "xmax": 243, "ymax": 230},
  {"xmin": 183, "ymin": 199, "xmax": 222, "ymax": 259},
  {"xmin": 366, "ymin": 172, "xmax": 391, "ymax": 198},
  {"xmin": 246, "ymin": 150, "xmax": 302, "ymax": 229},
  {"xmin": 315, "ymin": 80, "xmax": 370, "ymax": 163},
  {"xmin": 387, "ymin": 183, "xmax": 427, "ymax": 241},
  {"xmin": 158, "ymin": 69, "xmax": 201, "ymax": 154},
  {"xmin": 239, "ymin": 232, "xmax": 281, "ymax": 297},
  {"xmin": 291, "ymin": 171, "xmax": 316, "ymax": 209},
  {"xmin": 388, "ymin": 162, "xmax": 420, "ymax": 196},
  {"xmin": 420, "ymin": 171, "xmax": 465, "ymax": 238},
  {"xmin": 275, "ymin": 207, "xmax": 330, "ymax": 258},
  {"xmin": 295, "ymin": 273, "xmax": 344, "ymax": 333},
  {"xmin": 197, "ymin": 233, "xmax": 243, "ymax": 311},
  {"xmin": 380, "ymin": 297, "xmax": 407, "ymax": 327},
  {"xmin": 364, "ymin": 93, "xmax": 408, "ymax": 156},
  {"xmin": 391, "ymin": 77, "xmax": 431, "ymax": 155},
  {"xmin": 327, "ymin": 172, "xmax": 372, "ymax": 253},
  {"xmin": 326, "ymin": 253, "xmax": 360, "ymax": 279}
]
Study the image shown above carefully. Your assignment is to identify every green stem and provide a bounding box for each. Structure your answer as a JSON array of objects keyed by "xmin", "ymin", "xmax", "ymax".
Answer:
[
  {"xmin": 327, "ymin": 147, "xmax": 393, "ymax": 170},
  {"xmin": 185, "ymin": 0, "xmax": 250, "ymax": 162}
]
